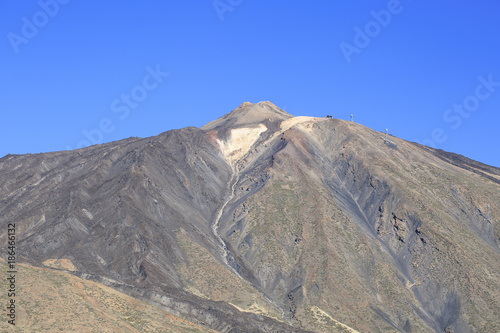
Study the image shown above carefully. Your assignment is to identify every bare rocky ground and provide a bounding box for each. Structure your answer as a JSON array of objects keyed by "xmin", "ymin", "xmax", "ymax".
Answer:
[{"xmin": 1, "ymin": 101, "xmax": 499, "ymax": 332}]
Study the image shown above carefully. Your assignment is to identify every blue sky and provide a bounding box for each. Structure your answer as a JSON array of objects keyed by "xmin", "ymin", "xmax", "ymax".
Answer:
[{"xmin": 1, "ymin": 1, "xmax": 499, "ymax": 166}]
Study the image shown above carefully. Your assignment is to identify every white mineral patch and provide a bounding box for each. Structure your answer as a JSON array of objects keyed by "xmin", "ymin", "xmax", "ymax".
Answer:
[
  {"xmin": 280, "ymin": 116, "xmax": 325, "ymax": 131},
  {"xmin": 217, "ymin": 124, "xmax": 267, "ymax": 164}
]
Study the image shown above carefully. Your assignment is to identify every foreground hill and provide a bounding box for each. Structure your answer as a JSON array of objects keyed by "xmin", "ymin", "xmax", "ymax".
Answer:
[
  {"xmin": 1, "ymin": 101, "xmax": 499, "ymax": 332},
  {"xmin": 0, "ymin": 260, "xmax": 217, "ymax": 332}
]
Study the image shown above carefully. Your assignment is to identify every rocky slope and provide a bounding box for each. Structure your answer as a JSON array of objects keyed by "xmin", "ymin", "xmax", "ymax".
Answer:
[{"xmin": 1, "ymin": 101, "xmax": 499, "ymax": 332}]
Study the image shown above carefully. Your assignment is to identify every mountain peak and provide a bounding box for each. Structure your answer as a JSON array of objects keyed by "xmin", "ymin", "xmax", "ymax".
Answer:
[
  {"xmin": 237, "ymin": 101, "xmax": 291, "ymax": 114},
  {"xmin": 202, "ymin": 101, "xmax": 293, "ymax": 131}
]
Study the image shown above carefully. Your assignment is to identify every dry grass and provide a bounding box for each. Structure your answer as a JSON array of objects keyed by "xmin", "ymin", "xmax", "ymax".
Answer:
[{"xmin": 0, "ymin": 260, "xmax": 216, "ymax": 332}]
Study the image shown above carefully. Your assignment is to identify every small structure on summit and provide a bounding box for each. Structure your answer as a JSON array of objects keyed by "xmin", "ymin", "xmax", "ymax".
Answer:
[
  {"xmin": 350, "ymin": 114, "xmax": 353, "ymax": 122},
  {"xmin": 382, "ymin": 128, "xmax": 398, "ymax": 149},
  {"xmin": 326, "ymin": 115, "xmax": 333, "ymax": 119}
]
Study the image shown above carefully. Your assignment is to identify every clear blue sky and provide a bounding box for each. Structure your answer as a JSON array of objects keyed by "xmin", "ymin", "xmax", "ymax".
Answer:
[{"xmin": 1, "ymin": 1, "xmax": 499, "ymax": 166}]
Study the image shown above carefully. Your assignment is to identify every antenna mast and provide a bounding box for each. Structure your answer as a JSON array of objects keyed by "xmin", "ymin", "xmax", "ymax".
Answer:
[{"xmin": 385, "ymin": 129, "xmax": 388, "ymax": 143}]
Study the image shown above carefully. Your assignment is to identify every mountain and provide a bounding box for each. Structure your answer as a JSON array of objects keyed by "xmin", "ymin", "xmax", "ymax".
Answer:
[{"xmin": 1, "ymin": 101, "xmax": 499, "ymax": 332}]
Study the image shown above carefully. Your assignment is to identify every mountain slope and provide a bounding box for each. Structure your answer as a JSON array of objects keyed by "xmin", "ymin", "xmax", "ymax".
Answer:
[
  {"xmin": 1, "ymin": 101, "xmax": 499, "ymax": 332},
  {"xmin": 216, "ymin": 113, "xmax": 500, "ymax": 332}
]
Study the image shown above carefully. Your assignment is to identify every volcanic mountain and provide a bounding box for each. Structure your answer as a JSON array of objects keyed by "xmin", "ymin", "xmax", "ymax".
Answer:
[{"xmin": 1, "ymin": 101, "xmax": 499, "ymax": 332}]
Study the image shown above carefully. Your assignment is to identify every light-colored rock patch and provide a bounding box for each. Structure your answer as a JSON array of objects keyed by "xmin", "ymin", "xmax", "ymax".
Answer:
[
  {"xmin": 217, "ymin": 124, "xmax": 267, "ymax": 164},
  {"xmin": 280, "ymin": 116, "xmax": 325, "ymax": 131},
  {"xmin": 43, "ymin": 258, "xmax": 77, "ymax": 271},
  {"xmin": 310, "ymin": 306, "xmax": 360, "ymax": 333},
  {"xmin": 82, "ymin": 208, "xmax": 93, "ymax": 219}
]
